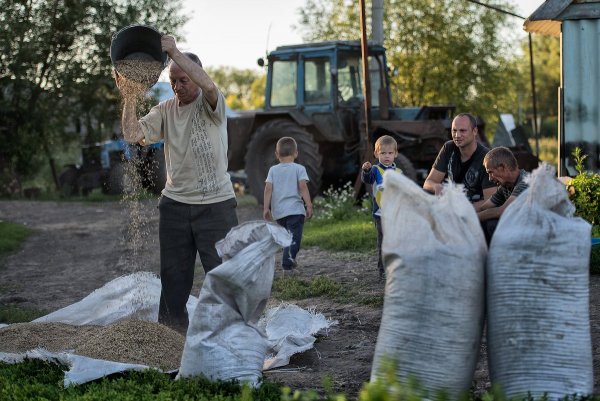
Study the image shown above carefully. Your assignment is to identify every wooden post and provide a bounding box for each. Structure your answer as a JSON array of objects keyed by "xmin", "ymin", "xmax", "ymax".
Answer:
[{"xmin": 354, "ymin": 0, "xmax": 374, "ymax": 199}]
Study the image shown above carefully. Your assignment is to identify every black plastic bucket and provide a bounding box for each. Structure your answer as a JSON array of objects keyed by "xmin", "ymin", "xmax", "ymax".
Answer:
[{"xmin": 110, "ymin": 24, "xmax": 168, "ymax": 85}]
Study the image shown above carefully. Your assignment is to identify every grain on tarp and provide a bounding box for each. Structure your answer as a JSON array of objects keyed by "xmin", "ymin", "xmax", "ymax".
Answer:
[{"xmin": 0, "ymin": 319, "xmax": 185, "ymax": 370}]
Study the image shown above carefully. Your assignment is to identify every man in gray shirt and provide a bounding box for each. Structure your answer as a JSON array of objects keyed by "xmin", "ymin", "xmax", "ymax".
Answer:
[{"xmin": 477, "ymin": 146, "xmax": 529, "ymax": 243}]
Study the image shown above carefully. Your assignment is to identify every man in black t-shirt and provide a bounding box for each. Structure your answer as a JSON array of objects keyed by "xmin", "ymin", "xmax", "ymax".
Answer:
[{"xmin": 423, "ymin": 113, "xmax": 496, "ymax": 207}]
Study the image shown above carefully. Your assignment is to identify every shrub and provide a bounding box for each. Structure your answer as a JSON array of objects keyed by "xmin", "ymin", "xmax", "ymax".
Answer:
[
  {"xmin": 313, "ymin": 182, "xmax": 369, "ymax": 222},
  {"xmin": 567, "ymin": 148, "xmax": 600, "ymax": 227},
  {"xmin": 565, "ymin": 148, "xmax": 600, "ymax": 274}
]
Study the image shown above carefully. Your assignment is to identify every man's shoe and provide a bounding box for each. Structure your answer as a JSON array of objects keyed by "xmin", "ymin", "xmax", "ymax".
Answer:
[{"xmin": 290, "ymin": 258, "xmax": 298, "ymax": 268}]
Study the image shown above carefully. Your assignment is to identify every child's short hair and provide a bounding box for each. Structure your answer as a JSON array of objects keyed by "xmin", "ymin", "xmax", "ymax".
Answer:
[
  {"xmin": 374, "ymin": 135, "xmax": 398, "ymax": 154},
  {"xmin": 276, "ymin": 137, "xmax": 297, "ymax": 157}
]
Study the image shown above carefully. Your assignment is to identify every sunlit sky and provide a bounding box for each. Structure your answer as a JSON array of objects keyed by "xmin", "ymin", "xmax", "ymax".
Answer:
[{"xmin": 175, "ymin": 0, "xmax": 545, "ymax": 71}]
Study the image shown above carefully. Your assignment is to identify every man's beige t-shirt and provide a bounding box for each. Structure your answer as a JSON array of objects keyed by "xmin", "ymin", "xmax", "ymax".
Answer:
[{"xmin": 139, "ymin": 91, "xmax": 235, "ymax": 204}]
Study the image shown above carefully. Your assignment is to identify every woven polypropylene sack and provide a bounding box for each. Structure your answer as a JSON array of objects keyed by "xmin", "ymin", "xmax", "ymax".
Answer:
[
  {"xmin": 487, "ymin": 164, "xmax": 593, "ymax": 398},
  {"xmin": 177, "ymin": 221, "xmax": 291, "ymax": 386},
  {"xmin": 371, "ymin": 171, "xmax": 487, "ymax": 398}
]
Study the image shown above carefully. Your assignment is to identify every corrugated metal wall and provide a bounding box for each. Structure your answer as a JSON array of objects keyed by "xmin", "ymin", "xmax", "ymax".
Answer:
[{"xmin": 561, "ymin": 19, "xmax": 600, "ymax": 174}]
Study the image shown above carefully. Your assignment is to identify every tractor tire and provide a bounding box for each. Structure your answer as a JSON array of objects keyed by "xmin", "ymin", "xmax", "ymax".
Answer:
[
  {"xmin": 146, "ymin": 147, "xmax": 167, "ymax": 195},
  {"xmin": 58, "ymin": 166, "xmax": 79, "ymax": 197},
  {"xmin": 394, "ymin": 153, "xmax": 417, "ymax": 182},
  {"xmin": 245, "ymin": 119, "xmax": 323, "ymax": 205}
]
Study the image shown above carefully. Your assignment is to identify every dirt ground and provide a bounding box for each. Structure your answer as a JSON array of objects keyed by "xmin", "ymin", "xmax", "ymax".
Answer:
[{"xmin": 0, "ymin": 199, "xmax": 598, "ymax": 399}]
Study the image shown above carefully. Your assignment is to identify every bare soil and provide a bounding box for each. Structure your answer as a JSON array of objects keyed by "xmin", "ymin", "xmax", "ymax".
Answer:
[{"xmin": 0, "ymin": 199, "xmax": 598, "ymax": 399}]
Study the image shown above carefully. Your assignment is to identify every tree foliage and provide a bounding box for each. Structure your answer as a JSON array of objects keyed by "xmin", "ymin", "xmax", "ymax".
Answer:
[
  {"xmin": 297, "ymin": 0, "xmax": 525, "ymax": 135},
  {"xmin": 0, "ymin": 0, "xmax": 187, "ymax": 194},
  {"xmin": 206, "ymin": 66, "xmax": 266, "ymax": 110},
  {"xmin": 523, "ymin": 35, "xmax": 560, "ymax": 118}
]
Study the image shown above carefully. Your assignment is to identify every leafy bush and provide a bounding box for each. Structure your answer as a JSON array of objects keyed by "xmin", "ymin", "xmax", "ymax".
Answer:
[
  {"xmin": 0, "ymin": 359, "xmax": 283, "ymax": 401},
  {"xmin": 565, "ymin": 148, "xmax": 600, "ymax": 274},
  {"xmin": 1, "ymin": 358, "xmax": 596, "ymax": 401},
  {"xmin": 567, "ymin": 148, "xmax": 600, "ymax": 227},
  {"xmin": 313, "ymin": 182, "xmax": 369, "ymax": 222}
]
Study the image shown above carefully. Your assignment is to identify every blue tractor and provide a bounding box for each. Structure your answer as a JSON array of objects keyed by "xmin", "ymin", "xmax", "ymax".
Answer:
[
  {"xmin": 226, "ymin": 40, "xmax": 455, "ymax": 204},
  {"xmin": 58, "ymin": 139, "xmax": 166, "ymax": 196},
  {"xmin": 58, "ymin": 83, "xmax": 172, "ymax": 196}
]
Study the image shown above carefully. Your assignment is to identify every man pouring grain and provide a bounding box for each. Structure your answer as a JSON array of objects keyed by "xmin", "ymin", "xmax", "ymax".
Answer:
[{"xmin": 115, "ymin": 34, "xmax": 238, "ymax": 334}]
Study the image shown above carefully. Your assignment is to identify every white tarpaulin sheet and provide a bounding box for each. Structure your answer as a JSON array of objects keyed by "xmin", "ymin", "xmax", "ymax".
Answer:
[{"xmin": 0, "ymin": 221, "xmax": 335, "ymax": 386}]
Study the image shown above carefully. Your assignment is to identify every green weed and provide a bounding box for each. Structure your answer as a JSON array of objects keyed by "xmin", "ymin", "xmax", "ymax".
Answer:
[
  {"xmin": 0, "ymin": 304, "xmax": 47, "ymax": 324},
  {"xmin": 0, "ymin": 221, "xmax": 31, "ymax": 256},
  {"xmin": 273, "ymin": 276, "xmax": 346, "ymax": 301}
]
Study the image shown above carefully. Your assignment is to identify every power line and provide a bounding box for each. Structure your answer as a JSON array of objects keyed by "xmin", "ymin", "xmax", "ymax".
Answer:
[
  {"xmin": 465, "ymin": 0, "xmax": 540, "ymax": 157},
  {"xmin": 465, "ymin": 0, "xmax": 526, "ymax": 20}
]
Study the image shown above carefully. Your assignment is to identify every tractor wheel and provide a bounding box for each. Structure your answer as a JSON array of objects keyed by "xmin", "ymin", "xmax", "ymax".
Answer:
[
  {"xmin": 58, "ymin": 166, "xmax": 79, "ymax": 197},
  {"xmin": 394, "ymin": 153, "xmax": 417, "ymax": 182},
  {"xmin": 245, "ymin": 119, "xmax": 323, "ymax": 204},
  {"xmin": 146, "ymin": 147, "xmax": 167, "ymax": 195}
]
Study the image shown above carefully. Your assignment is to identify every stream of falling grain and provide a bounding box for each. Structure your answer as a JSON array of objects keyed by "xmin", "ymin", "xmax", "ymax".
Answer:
[{"xmin": 116, "ymin": 60, "xmax": 166, "ymax": 313}]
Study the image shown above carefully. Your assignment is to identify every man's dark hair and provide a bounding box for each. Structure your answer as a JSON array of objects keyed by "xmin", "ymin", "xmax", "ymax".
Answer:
[
  {"xmin": 484, "ymin": 146, "xmax": 518, "ymax": 170},
  {"xmin": 454, "ymin": 112, "xmax": 478, "ymax": 129}
]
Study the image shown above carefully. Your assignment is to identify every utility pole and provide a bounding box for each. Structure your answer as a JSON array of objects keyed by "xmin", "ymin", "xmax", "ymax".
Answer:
[{"xmin": 354, "ymin": 0, "xmax": 374, "ymax": 198}]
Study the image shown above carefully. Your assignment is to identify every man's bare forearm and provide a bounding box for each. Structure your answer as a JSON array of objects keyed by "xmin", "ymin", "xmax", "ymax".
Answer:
[{"xmin": 121, "ymin": 99, "xmax": 144, "ymax": 144}]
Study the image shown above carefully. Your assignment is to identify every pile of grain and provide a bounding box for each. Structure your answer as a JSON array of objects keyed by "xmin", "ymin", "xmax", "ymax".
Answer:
[
  {"xmin": 76, "ymin": 319, "xmax": 184, "ymax": 370},
  {"xmin": 0, "ymin": 319, "xmax": 185, "ymax": 370},
  {"xmin": 114, "ymin": 59, "xmax": 165, "ymax": 87},
  {"xmin": 0, "ymin": 322, "xmax": 98, "ymax": 353}
]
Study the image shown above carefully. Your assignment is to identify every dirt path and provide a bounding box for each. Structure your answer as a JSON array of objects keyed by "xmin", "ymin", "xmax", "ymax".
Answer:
[{"xmin": 0, "ymin": 199, "xmax": 598, "ymax": 398}]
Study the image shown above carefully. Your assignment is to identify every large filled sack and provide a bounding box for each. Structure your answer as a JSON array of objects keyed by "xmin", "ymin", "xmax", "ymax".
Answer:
[
  {"xmin": 371, "ymin": 171, "xmax": 487, "ymax": 398},
  {"xmin": 487, "ymin": 163, "xmax": 593, "ymax": 398},
  {"xmin": 177, "ymin": 221, "xmax": 291, "ymax": 386}
]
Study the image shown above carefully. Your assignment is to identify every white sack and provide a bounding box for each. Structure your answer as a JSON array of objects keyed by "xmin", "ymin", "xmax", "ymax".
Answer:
[
  {"xmin": 177, "ymin": 221, "xmax": 291, "ymax": 386},
  {"xmin": 32, "ymin": 272, "xmax": 198, "ymax": 326},
  {"xmin": 487, "ymin": 163, "xmax": 593, "ymax": 398},
  {"xmin": 260, "ymin": 303, "xmax": 337, "ymax": 370},
  {"xmin": 371, "ymin": 171, "xmax": 487, "ymax": 398}
]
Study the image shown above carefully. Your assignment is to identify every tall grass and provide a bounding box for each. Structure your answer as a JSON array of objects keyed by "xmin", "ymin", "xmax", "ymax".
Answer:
[{"xmin": 304, "ymin": 182, "xmax": 375, "ymax": 253}]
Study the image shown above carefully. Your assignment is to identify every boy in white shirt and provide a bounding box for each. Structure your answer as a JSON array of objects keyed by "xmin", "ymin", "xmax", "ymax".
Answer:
[{"xmin": 263, "ymin": 137, "xmax": 314, "ymax": 271}]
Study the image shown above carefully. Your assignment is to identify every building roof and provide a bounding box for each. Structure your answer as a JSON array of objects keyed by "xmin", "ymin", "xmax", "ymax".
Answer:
[{"xmin": 524, "ymin": 0, "xmax": 600, "ymax": 36}]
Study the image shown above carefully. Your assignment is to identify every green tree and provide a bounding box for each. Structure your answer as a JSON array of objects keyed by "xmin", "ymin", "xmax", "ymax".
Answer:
[
  {"xmin": 516, "ymin": 34, "xmax": 560, "ymax": 137},
  {"xmin": 297, "ymin": 0, "xmax": 522, "ymax": 136},
  {"xmin": 206, "ymin": 66, "xmax": 265, "ymax": 110},
  {"xmin": 0, "ymin": 0, "xmax": 187, "ymax": 194}
]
